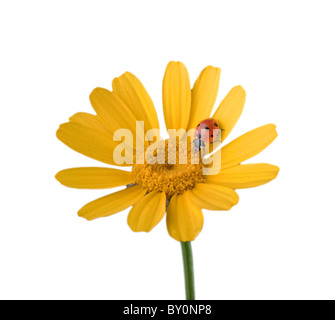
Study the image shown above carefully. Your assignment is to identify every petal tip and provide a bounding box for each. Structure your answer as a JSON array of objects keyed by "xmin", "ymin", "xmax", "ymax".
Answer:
[
  {"xmin": 167, "ymin": 60, "xmax": 186, "ymax": 69},
  {"xmin": 273, "ymin": 165, "xmax": 280, "ymax": 176},
  {"xmin": 263, "ymin": 123, "xmax": 278, "ymax": 139},
  {"xmin": 89, "ymin": 87, "xmax": 107, "ymax": 101},
  {"xmin": 55, "ymin": 123, "xmax": 66, "ymax": 140},
  {"xmin": 204, "ymin": 65, "xmax": 221, "ymax": 73},
  {"xmin": 77, "ymin": 208, "xmax": 90, "ymax": 221},
  {"xmin": 269, "ymin": 124, "xmax": 278, "ymax": 137},
  {"xmin": 235, "ymin": 85, "xmax": 246, "ymax": 96},
  {"xmin": 55, "ymin": 171, "xmax": 62, "ymax": 183}
]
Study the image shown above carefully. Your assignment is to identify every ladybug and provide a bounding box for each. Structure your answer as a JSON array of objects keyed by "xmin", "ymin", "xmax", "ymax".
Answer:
[{"xmin": 192, "ymin": 118, "xmax": 222, "ymax": 152}]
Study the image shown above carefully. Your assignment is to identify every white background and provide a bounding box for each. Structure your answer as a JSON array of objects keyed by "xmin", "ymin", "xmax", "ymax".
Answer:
[{"xmin": 1, "ymin": 0, "xmax": 334, "ymax": 300}]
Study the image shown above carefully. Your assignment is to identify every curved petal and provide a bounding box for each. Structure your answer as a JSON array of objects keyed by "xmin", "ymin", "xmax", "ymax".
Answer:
[
  {"xmin": 89, "ymin": 87, "xmax": 140, "ymax": 141},
  {"xmin": 163, "ymin": 61, "xmax": 191, "ymax": 131},
  {"xmin": 212, "ymin": 86, "xmax": 246, "ymax": 142},
  {"xmin": 78, "ymin": 185, "xmax": 146, "ymax": 221},
  {"xmin": 127, "ymin": 191, "xmax": 166, "ymax": 232},
  {"xmin": 166, "ymin": 191, "xmax": 204, "ymax": 242},
  {"xmin": 112, "ymin": 72, "xmax": 160, "ymax": 132},
  {"xmin": 55, "ymin": 167, "xmax": 134, "ymax": 189},
  {"xmin": 207, "ymin": 163, "xmax": 279, "ymax": 189},
  {"xmin": 69, "ymin": 112, "xmax": 110, "ymax": 134},
  {"xmin": 187, "ymin": 66, "xmax": 221, "ymax": 130},
  {"xmin": 189, "ymin": 183, "xmax": 239, "ymax": 211},
  {"xmin": 221, "ymin": 124, "xmax": 278, "ymax": 169},
  {"xmin": 56, "ymin": 121, "xmax": 132, "ymax": 166}
]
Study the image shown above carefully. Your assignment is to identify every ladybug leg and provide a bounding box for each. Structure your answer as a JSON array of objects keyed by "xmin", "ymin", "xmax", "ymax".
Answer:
[
  {"xmin": 192, "ymin": 138, "xmax": 207, "ymax": 154},
  {"xmin": 192, "ymin": 138, "xmax": 201, "ymax": 153}
]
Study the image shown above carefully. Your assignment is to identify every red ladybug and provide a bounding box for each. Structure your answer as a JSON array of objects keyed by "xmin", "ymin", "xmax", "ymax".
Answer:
[{"xmin": 194, "ymin": 118, "xmax": 221, "ymax": 143}]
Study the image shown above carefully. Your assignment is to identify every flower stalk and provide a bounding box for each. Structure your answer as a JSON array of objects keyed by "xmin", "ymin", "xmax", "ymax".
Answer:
[{"xmin": 180, "ymin": 241, "xmax": 195, "ymax": 300}]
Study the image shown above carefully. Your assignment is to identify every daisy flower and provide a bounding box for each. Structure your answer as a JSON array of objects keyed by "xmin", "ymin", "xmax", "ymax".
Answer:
[{"xmin": 56, "ymin": 61, "xmax": 279, "ymax": 299}]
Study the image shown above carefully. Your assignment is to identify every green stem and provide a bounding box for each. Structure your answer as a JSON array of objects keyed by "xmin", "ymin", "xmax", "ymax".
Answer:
[{"xmin": 180, "ymin": 241, "xmax": 195, "ymax": 300}]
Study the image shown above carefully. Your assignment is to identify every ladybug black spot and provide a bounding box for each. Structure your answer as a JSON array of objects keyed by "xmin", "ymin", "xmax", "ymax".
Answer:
[
  {"xmin": 214, "ymin": 122, "xmax": 218, "ymax": 127},
  {"xmin": 211, "ymin": 134, "xmax": 213, "ymax": 137},
  {"xmin": 205, "ymin": 126, "xmax": 210, "ymax": 130}
]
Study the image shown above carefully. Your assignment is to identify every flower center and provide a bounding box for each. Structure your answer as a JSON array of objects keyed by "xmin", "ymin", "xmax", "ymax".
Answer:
[{"xmin": 132, "ymin": 139, "xmax": 205, "ymax": 198}]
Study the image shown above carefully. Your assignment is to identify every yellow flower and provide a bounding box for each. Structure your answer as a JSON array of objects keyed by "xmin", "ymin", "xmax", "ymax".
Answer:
[{"xmin": 56, "ymin": 61, "xmax": 279, "ymax": 242}]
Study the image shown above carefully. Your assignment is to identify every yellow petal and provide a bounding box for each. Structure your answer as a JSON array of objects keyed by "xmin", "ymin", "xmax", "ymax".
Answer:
[
  {"xmin": 127, "ymin": 191, "xmax": 166, "ymax": 232},
  {"xmin": 89, "ymin": 87, "xmax": 139, "ymax": 139},
  {"xmin": 69, "ymin": 112, "xmax": 110, "ymax": 134},
  {"xmin": 187, "ymin": 66, "xmax": 221, "ymax": 130},
  {"xmin": 112, "ymin": 72, "xmax": 160, "ymax": 132},
  {"xmin": 166, "ymin": 191, "xmax": 204, "ymax": 242},
  {"xmin": 56, "ymin": 121, "xmax": 133, "ymax": 166},
  {"xmin": 78, "ymin": 185, "xmax": 146, "ymax": 221},
  {"xmin": 55, "ymin": 167, "xmax": 134, "ymax": 189},
  {"xmin": 207, "ymin": 164, "xmax": 279, "ymax": 189},
  {"xmin": 189, "ymin": 183, "xmax": 239, "ymax": 210},
  {"xmin": 163, "ymin": 61, "xmax": 191, "ymax": 131},
  {"xmin": 212, "ymin": 86, "xmax": 246, "ymax": 142},
  {"xmin": 221, "ymin": 124, "xmax": 278, "ymax": 169}
]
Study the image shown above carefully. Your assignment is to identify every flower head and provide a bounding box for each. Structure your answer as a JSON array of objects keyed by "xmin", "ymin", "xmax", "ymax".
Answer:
[{"xmin": 56, "ymin": 61, "xmax": 279, "ymax": 242}]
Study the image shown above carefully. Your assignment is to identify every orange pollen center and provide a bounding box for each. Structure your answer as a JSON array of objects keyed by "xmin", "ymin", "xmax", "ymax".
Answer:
[{"xmin": 132, "ymin": 139, "xmax": 205, "ymax": 198}]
